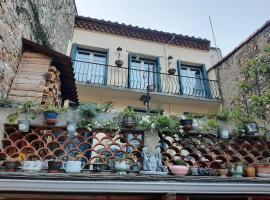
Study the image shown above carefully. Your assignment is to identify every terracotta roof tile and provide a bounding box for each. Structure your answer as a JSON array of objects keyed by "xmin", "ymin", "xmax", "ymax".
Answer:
[{"xmin": 75, "ymin": 16, "xmax": 210, "ymax": 50}]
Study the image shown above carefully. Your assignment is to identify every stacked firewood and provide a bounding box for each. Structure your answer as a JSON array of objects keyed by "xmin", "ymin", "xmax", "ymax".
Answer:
[{"xmin": 42, "ymin": 66, "xmax": 61, "ymax": 106}]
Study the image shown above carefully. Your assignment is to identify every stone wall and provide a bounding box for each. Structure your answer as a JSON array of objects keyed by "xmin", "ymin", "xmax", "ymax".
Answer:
[
  {"xmin": 214, "ymin": 22, "xmax": 270, "ymax": 107},
  {"xmin": 0, "ymin": 0, "xmax": 77, "ymax": 97}
]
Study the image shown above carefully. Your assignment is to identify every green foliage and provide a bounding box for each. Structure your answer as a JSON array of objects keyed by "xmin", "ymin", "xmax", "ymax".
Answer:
[
  {"xmin": 120, "ymin": 107, "xmax": 136, "ymax": 118},
  {"xmin": 207, "ymin": 118, "xmax": 220, "ymax": 130},
  {"xmin": 41, "ymin": 101, "xmax": 67, "ymax": 114},
  {"xmin": 153, "ymin": 115, "xmax": 180, "ymax": 134},
  {"xmin": 174, "ymin": 159, "xmax": 187, "ymax": 166},
  {"xmin": 209, "ymin": 109, "xmax": 230, "ymax": 121},
  {"xmin": 6, "ymin": 100, "xmax": 40, "ymax": 123},
  {"xmin": 98, "ymin": 101, "xmax": 115, "ymax": 113},
  {"xmin": 77, "ymin": 103, "xmax": 101, "ymax": 127},
  {"xmin": 0, "ymin": 97, "xmax": 14, "ymax": 108},
  {"xmin": 231, "ymin": 47, "xmax": 270, "ymax": 129}
]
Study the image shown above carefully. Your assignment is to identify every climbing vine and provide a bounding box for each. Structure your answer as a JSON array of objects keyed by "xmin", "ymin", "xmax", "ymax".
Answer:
[{"xmin": 28, "ymin": 0, "xmax": 51, "ymax": 48}]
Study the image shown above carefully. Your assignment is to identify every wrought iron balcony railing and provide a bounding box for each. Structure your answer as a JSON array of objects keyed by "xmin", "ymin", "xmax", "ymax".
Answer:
[{"xmin": 72, "ymin": 60, "xmax": 221, "ymax": 100}]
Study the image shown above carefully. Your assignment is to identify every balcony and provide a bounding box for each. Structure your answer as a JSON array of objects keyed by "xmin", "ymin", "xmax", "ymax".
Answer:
[{"xmin": 72, "ymin": 60, "xmax": 221, "ymax": 100}]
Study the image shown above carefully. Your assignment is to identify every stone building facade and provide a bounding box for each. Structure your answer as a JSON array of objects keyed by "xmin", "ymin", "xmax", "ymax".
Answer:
[
  {"xmin": 209, "ymin": 20, "xmax": 270, "ymax": 107},
  {"xmin": 0, "ymin": 0, "xmax": 77, "ymax": 97}
]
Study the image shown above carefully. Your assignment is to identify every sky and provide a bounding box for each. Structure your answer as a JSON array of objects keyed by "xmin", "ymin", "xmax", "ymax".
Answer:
[{"xmin": 75, "ymin": 0, "xmax": 270, "ymax": 56}]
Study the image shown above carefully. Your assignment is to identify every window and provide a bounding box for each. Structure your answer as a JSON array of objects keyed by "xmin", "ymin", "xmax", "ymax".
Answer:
[
  {"xmin": 179, "ymin": 64, "xmax": 207, "ymax": 97},
  {"xmin": 74, "ymin": 48, "xmax": 107, "ymax": 84},
  {"xmin": 129, "ymin": 56, "xmax": 157, "ymax": 90}
]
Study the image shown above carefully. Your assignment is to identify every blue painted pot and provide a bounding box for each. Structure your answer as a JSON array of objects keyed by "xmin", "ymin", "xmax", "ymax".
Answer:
[{"xmin": 44, "ymin": 111, "xmax": 58, "ymax": 125}]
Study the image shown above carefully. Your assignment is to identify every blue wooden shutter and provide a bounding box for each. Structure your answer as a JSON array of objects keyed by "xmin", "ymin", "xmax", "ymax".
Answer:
[
  {"xmin": 201, "ymin": 64, "xmax": 211, "ymax": 98},
  {"xmin": 128, "ymin": 53, "xmax": 132, "ymax": 88},
  {"xmin": 177, "ymin": 60, "xmax": 183, "ymax": 95},
  {"xmin": 70, "ymin": 43, "xmax": 78, "ymax": 60},
  {"xmin": 156, "ymin": 57, "xmax": 162, "ymax": 92},
  {"xmin": 104, "ymin": 49, "xmax": 109, "ymax": 85}
]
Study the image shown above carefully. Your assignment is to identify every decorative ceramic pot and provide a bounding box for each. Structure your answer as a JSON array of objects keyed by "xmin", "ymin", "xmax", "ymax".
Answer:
[
  {"xmin": 63, "ymin": 161, "xmax": 85, "ymax": 173},
  {"xmin": 168, "ymin": 165, "xmax": 189, "ymax": 176},
  {"xmin": 245, "ymin": 166, "xmax": 256, "ymax": 177},
  {"xmin": 168, "ymin": 68, "xmax": 176, "ymax": 75},
  {"xmin": 256, "ymin": 164, "xmax": 270, "ymax": 177},
  {"xmin": 22, "ymin": 161, "xmax": 43, "ymax": 172},
  {"xmin": 230, "ymin": 164, "xmax": 244, "ymax": 177},
  {"xmin": 180, "ymin": 119, "xmax": 193, "ymax": 132},
  {"xmin": 217, "ymin": 168, "xmax": 229, "ymax": 177},
  {"xmin": 244, "ymin": 122, "xmax": 258, "ymax": 135},
  {"xmin": 18, "ymin": 120, "xmax": 30, "ymax": 132},
  {"xmin": 93, "ymin": 163, "xmax": 104, "ymax": 172},
  {"xmin": 115, "ymin": 59, "xmax": 124, "ymax": 67},
  {"xmin": 4, "ymin": 161, "xmax": 19, "ymax": 172},
  {"xmin": 219, "ymin": 128, "xmax": 230, "ymax": 139},
  {"xmin": 190, "ymin": 166, "xmax": 199, "ymax": 176},
  {"xmin": 122, "ymin": 116, "xmax": 135, "ymax": 128},
  {"xmin": 115, "ymin": 159, "xmax": 129, "ymax": 175},
  {"xmin": 44, "ymin": 111, "xmax": 58, "ymax": 125},
  {"xmin": 48, "ymin": 161, "xmax": 62, "ymax": 173},
  {"xmin": 67, "ymin": 121, "xmax": 77, "ymax": 137}
]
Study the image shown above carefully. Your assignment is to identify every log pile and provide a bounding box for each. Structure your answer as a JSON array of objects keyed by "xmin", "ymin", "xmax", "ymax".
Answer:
[{"xmin": 42, "ymin": 66, "xmax": 61, "ymax": 106}]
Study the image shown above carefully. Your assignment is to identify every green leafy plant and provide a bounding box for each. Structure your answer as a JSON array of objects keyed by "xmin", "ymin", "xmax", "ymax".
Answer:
[
  {"xmin": 153, "ymin": 114, "xmax": 180, "ymax": 135},
  {"xmin": 0, "ymin": 97, "xmax": 14, "ymax": 108},
  {"xmin": 98, "ymin": 101, "xmax": 115, "ymax": 113},
  {"xmin": 174, "ymin": 159, "xmax": 187, "ymax": 166},
  {"xmin": 7, "ymin": 100, "xmax": 40, "ymax": 123},
  {"xmin": 77, "ymin": 103, "xmax": 101, "ymax": 127},
  {"xmin": 120, "ymin": 107, "xmax": 136, "ymax": 118},
  {"xmin": 231, "ymin": 48, "xmax": 270, "ymax": 132},
  {"xmin": 207, "ymin": 118, "xmax": 220, "ymax": 131}
]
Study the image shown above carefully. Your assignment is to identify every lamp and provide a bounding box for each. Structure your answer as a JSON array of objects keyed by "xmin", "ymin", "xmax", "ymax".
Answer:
[
  {"xmin": 115, "ymin": 47, "xmax": 124, "ymax": 67},
  {"xmin": 167, "ymin": 55, "xmax": 176, "ymax": 75}
]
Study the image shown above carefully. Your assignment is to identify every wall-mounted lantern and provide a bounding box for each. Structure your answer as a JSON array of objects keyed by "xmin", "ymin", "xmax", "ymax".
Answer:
[
  {"xmin": 167, "ymin": 55, "xmax": 176, "ymax": 75},
  {"xmin": 115, "ymin": 47, "xmax": 124, "ymax": 67}
]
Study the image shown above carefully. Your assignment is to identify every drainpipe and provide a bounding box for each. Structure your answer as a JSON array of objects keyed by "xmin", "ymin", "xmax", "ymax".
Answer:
[{"xmin": 163, "ymin": 34, "xmax": 176, "ymax": 70}]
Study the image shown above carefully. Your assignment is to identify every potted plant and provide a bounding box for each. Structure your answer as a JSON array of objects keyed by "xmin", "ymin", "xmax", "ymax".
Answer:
[
  {"xmin": 120, "ymin": 107, "xmax": 137, "ymax": 128},
  {"xmin": 167, "ymin": 55, "xmax": 176, "ymax": 75},
  {"xmin": 7, "ymin": 100, "xmax": 40, "ymax": 132},
  {"xmin": 77, "ymin": 103, "xmax": 101, "ymax": 128},
  {"xmin": 42, "ymin": 101, "xmax": 66, "ymax": 125},
  {"xmin": 207, "ymin": 117, "xmax": 220, "ymax": 136},
  {"xmin": 230, "ymin": 163, "xmax": 244, "ymax": 177},
  {"xmin": 114, "ymin": 158, "xmax": 129, "ymax": 175},
  {"xmin": 48, "ymin": 158, "xmax": 63, "ymax": 173},
  {"xmin": 63, "ymin": 153, "xmax": 85, "ymax": 173},
  {"xmin": 0, "ymin": 96, "xmax": 14, "ymax": 108},
  {"xmin": 153, "ymin": 114, "xmax": 180, "ymax": 136},
  {"xmin": 22, "ymin": 158, "xmax": 43, "ymax": 172},
  {"xmin": 168, "ymin": 159, "xmax": 189, "ymax": 176},
  {"xmin": 3, "ymin": 154, "xmax": 25, "ymax": 172},
  {"xmin": 180, "ymin": 112, "xmax": 193, "ymax": 132}
]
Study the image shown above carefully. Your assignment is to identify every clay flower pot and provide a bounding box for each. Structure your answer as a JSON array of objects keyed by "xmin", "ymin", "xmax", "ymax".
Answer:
[
  {"xmin": 48, "ymin": 160, "xmax": 62, "ymax": 173},
  {"xmin": 4, "ymin": 161, "xmax": 19, "ymax": 172},
  {"xmin": 122, "ymin": 116, "xmax": 135, "ymax": 128},
  {"xmin": 245, "ymin": 166, "xmax": 256, "ymax": 177},
  {"xmin": 115, "ymin": 59, "xmax": 124, "ymax": 67},
  {"xmin": 217, "ymin": 168, "xmax": 228, "ymax": 177},
  {"xmin": 256, "ymin": 164, "xmax": 270, "ymax": 177},
  {"xmin": 168, "ymin": 68, "xmax": 176, "ymax": 75},
  {"xmin": 168, "ymin": 165, "xmax": 189, "ymax": 176}
]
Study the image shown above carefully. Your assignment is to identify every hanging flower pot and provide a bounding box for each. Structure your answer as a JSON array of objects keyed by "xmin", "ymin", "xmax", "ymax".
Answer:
[
  {"xmin": 18, "ymin": 120, "xmax": 30, "ymax": 132},
  {"xmin": 122, "ymin": 116, "xmax": 135, "ymax": 128},
  {"xmin": 115, "ymin": 59, "xmax": 124, "ymax": 67},
  {"xmin": 168, "ymin": 68, "xmax": 176, "ymax": 75}
]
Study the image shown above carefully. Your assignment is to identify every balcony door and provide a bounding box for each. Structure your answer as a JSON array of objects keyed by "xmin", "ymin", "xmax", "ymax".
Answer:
[
  {"xmin": 179, "ymin": 65, "xmax": 205, "ymax": 97},
  {"xmin": 74, "ymin": 49, "xmax": 107, "ymax": 84},
  {"xmin": 129, "ymin": 56, "xmax": 157, "ymax": 90}
]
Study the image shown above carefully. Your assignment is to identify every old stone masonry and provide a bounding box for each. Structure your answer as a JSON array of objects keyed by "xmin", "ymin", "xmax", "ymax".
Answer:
[{"xmin": 0, "ymin": 0, "xmax": 77, "ymax": 97}]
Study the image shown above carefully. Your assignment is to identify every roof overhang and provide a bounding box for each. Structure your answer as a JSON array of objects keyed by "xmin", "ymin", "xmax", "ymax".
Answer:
[{"xmin": 22, "ymin": 38, "xmax": 79, "ymax": 104}]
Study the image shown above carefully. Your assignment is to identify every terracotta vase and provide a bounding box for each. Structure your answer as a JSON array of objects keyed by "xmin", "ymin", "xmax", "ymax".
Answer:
[{"xmin": 245, "ymin": 166, "xmax": 256, "ymax": 177}]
